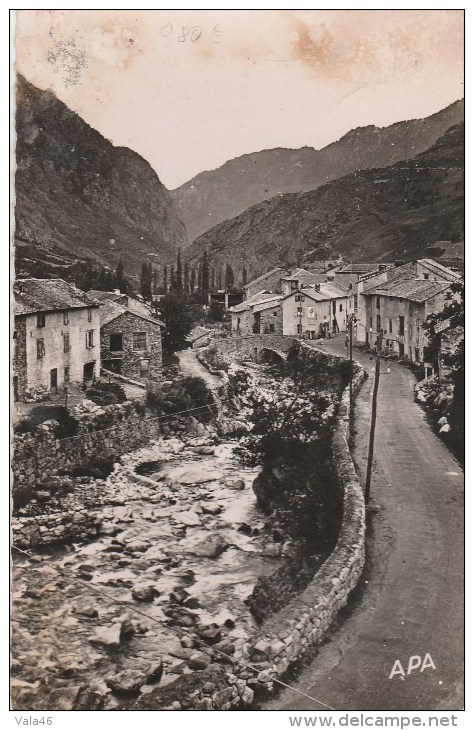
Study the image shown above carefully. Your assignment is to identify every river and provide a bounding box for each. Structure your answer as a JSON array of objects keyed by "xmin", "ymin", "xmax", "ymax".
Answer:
[{"xmin": 11, "ymin": 433, "xmax": 284, "ymax": 710}]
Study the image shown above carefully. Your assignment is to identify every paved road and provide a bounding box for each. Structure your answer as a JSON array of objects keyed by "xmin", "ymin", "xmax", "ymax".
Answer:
[{"xmin": 266, "ymin": 336, "xmax": 464, "ymax": 712}]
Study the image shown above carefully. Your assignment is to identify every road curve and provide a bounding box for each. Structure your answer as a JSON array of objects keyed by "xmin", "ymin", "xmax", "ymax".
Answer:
[{"xmin": 265, "ymin": 335, "xmax": 464, "ymax": 712}]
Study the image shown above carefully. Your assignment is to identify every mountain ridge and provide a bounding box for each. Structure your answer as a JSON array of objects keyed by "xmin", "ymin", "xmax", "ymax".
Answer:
[
  {"xmin": 15, "ymin": 75, "xmax": 188, "ymax": 281},
  {"xmin": 172, "ymin": 99, "xmax": 464, "ymax": 241}
]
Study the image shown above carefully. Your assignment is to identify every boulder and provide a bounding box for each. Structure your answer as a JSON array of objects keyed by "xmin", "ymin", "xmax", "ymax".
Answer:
[
  {"xmin": 89, "ymin": 623, "xmax": 122, "ymax": 649},
  {"xmin": 261, "ymin": 543, "xmax": 282, "ymax": 558},
  {"xmin": 198, "ymin": 626, "xmax": 222, "ymax": 644},
  {"xmin": 201, "ymin": 503, "xmax": 223, "ymax": 516},
  {"xmin": 187, "ymin": 537, "xmax": 228, "ymax": 558},
  {"xmin": 224, "ymin": 478, "xmax": 246, "ymax": 490},
  {"xmin": 188, "ymin": 652, "xmax": 211, "ymax": 670},
  {"xmin": 175, "ymin": 511, "xmax": 201, "ymax": 527},
  {"xmin": 146, "ymin": 658, "xmax": 164, "ymax": 683},
  {"xmin": 437, "ymin": 416, "xmax": 448, "ymax": 426},
  {"xmin": 132, "ymin": 584, "xmax": 159, "ymax": 603},
  {"xmin": 439, "ymin": 423, "xmax": 451, "ymax": 433},
  {"xmin": 107, "ymin": 669, "xmax": 147, "ymax": 695},
  {"xmin": 178, "ymin": 468, "xmax": 223, "ymax": 485}
]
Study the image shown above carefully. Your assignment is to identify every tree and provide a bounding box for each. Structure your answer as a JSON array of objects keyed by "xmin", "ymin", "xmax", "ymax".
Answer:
[
  {"xmin": 242, "ymin": 265, "xmax": 248, "ymax": 287},
  {"xmin": 175, "ymin": 248, "xmax": 183, "ymax": 291},
  {"xmin": 115, "ymin": 259, "xmax": 125, "ymax": 292},
  {"xmin": 152, "ymin": 268, "xmax": 158, "ymax": 295},
  {"xmin": 208, "ymin": 300, "xmax": 225, "ymax": 322},
  {"xmin": 211, "ymin": 267, "xmax": 216, "ymax": 291},
  {"xmin": 184, "ymin": 260, "xmax": 190, "ymax": 293},
  {"xmin": 140, "ymin": 262, "xmax": 152, "ymax": 301},
  {"xmin": 201, "ymin": 251, "xmax": 210, "ymax": 293},
  {"xmin": 158, "ymin": 292, "xmax": 195, "ymax": 355},
  {"xmin": 225, "ymin": 263, "xmax": 234, "ymax": 291},
  {"xmin": 163, "ymin": 265, "xmax": 168, "ymax": 293},
  {"xmin": 216, "ymin": 266, "xmax": 223, "ymax": 290},
  {"xmin": 169, "ymin": 265, "xmax": 175, "ymax": 291},
  {"xmin": 190, "ymin": 267, "xmax": 196, "ymax": 293}
]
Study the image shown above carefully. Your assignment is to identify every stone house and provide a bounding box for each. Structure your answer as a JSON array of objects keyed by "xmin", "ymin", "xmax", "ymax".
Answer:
[
  {"xmin": 361, "ymin": 275, "xmax": 453, "ymax": 363},
  {"xmin": 229, "ymin": 291, "xmax": 283, "ymax": 336},
  {"xmin": 243, "ymin": 267, "xmax": 288, "ymax": 300},
  {"xmin": 391, "ymin": 258, "xmax": 461, "ymax": 283},
  {"xmin": 332, "ymin": 263, "xmax": 393, "ymax": 290},
  {"xmin": 186, "ymin": 326, "xmax": 212, "ymax": 349},
  {"xmin": 282, "ymin": 283, "xmax": 351, "ymax": 338},
  {"xmin": 13, "ymin": 278, "xmax": 101, "ymax": 401},
  {"xmin": 280, "ymin": 268, "xmax": 328, "ymax": 296},
  {"xmin": 99, "ymin": 299, "xmax": 164, "ymax": 382}
]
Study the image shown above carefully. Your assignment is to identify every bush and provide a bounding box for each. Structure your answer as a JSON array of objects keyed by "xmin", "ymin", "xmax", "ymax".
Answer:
[
  {"xmin": 86, "ymin": 381, "xmax": 127, "ymax": 406},
  {"xmin": 146, "ymin": 376, "xmax": 216, "ymax": 423}
]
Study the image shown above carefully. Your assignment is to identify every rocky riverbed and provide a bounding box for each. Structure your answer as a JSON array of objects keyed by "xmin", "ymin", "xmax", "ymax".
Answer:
[{"xmin": 11, "ymin": 429, "xmax": 287, "ymax": 710}]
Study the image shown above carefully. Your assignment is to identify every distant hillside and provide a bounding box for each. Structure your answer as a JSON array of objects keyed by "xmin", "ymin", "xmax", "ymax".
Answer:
[
  {"xmin": 185, "ymin": 123, "xmax": 464, "ymax": 275},
  {"xmin": 15, "ymin": 75, "xmax": 188, "ymax": 281},
  {"xmin": 172, "ymin": 100, "xmax": 464, "ymax": 241}
]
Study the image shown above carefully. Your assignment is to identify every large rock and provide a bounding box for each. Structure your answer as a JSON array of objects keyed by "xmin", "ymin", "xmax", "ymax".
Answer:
[
  {"xmin": 178, "ymin": 468, "xmax": 223, "ymax": 485},
  {"xmin": 187, "ymin": 536, "xmax": 228, "ymax": 558},
  {"xmin": 188, "ymin": 652, "xmax": 211, "ymax": 670},
  {"xmin": 132, "ymin": 583, "xmax": 160, "ymax": 602},
  {"xmin": 107, "ymin": 669, "xmax": 147, "ymax": 695},
  {"xmin": 89, "ymin": 623, "xmax": 122, "ymax": 649},
  {"xmin": 175, "ymin": 511, "xmax": 201, "ymax": 527}
]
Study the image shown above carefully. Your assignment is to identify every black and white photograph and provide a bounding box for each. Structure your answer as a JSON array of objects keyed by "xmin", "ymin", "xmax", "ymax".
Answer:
[{"xmin": 9, "ymin": 6, "xmax": 465, "ymax": 721}]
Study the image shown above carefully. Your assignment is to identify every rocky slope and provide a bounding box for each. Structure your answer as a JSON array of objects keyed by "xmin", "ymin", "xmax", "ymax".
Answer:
[
  {"xmin": 185, "ymin": 123, "xmax": 464, "ymax": 275},
  {"xmin": 15, "ymin": 75, "xmax": 188, "ymax": 280},
  {"xmin": 173, "ymin": 100, "xmax": 464, "ymax": 241}
]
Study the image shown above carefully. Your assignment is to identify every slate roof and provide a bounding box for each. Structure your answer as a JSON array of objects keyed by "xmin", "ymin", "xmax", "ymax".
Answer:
[
  {"xmin": 251, "ymin": 296, "xmax": 284, "ymax": 313},
  {"xmin": 335, "ymin": 263, "xmax": 382, "ymax": 274},
  {"xmin": 99, "ymin": 300, "xmax": 164, "ymax": 328},
  {"xmin": 281, "ymin": 268, "xmax": 328, "ymax": 287},
  {"xmin": 88, "ymin": 290, "xmax": 153, "ymax": 319},
  {"xmin": 186, "ymin": 326, "xmax": 211, "ymax": 342},
  {"xmin": 363, "ymin": 275, "xmax": 451, "ymax": 302},
  {"xmin": 417, "ymin": 259, "xmax": 461, "ymax": 282},
  {"xmin": 14, "ymin": 278, "xmax": 98, "ymax": 316},
  {"xmin": 283, "ymin": 282, "xmax": 349, "ymax": 303},
  {"xmin": 243, "ymin": 267, "xmax": 286, "ymax": 291},
  {"xmin": 229, "ymin": 290, "xmax": 274, "ymax": 313}
]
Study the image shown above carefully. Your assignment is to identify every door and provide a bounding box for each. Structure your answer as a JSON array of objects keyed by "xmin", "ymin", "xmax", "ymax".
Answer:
[
  {"xmin": 399, "ymin": 343, "xmax": 405, "ymax": 358},
  {"xmin": 83, "ymin": 362, "xmax": 95, "ymax": 383},
  {"xmin": 50, "ymin": 368, "xmax": 58, "ymax": 394},
  {"xmin": 253, "ymin": 312, "xmax": 261, "ymax": 334}
]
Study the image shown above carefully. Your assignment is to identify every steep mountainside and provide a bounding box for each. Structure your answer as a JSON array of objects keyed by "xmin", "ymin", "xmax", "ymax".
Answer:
[
  {"xmin": 185, "ymin": 123, "xmax": 464, "ymax": 275},
  {"xmin": 15, "ymin": 75, "xmax": 188, "ymax": 280},
  {"xmin": 172, "ymin": 100, "xmax": 464, "ymax": 241}
]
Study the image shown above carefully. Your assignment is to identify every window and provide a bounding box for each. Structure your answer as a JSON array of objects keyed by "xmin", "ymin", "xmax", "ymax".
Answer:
[
  {"xmin": 63, "ymin": 311, "xmax": 69, "ymax": 325},
  {"xmin": 63, "ymin": 333, "xmax": 70, "ymax": 353},
  {"xmin": 339, "ymin": 303, "xmax": 343, "ymax": 312},
  {"xmin": 64, "ymin": 366, "xmax": 70, "ymax": 383},
  {"xmin": 354, "ymin": 293, "xmax": 358, "ymax": 311},
  {"xmin": 37, "ymin": 312, "xmax": 46, "ymax": 328},
  {"xmin": 269, "ymin": 323, "xmax": 275, "ymax": 333},
  {"xmin": 110, "ymin": 333, "xmax": 123, "ymax": 351},
  {"xmin": 409, "ymin": 324, "xmax": 413, "ymax": 339},
  {"xmin": 133, "ymin": 332, "xmax": 147, "ymax": 351},
  {"xmin": 290, "ymin": 281, "xmax": 298, "ymax": 290},
  {"xmin": 376, "ymin": 296, "xmax": 380, "ymax": 309},
  {"xmin": 273, "ymin": 311, "xmax": 278, "ymax": 316},
  {"xmin": 423, "ymin": 273, "xmax": 429, "ymax": 280},
  {"xmin": 399, "ymin": 316, "xmax": 405, "ymax": 336},
  {"xmin": 389, "ymin": 318, "xmax": 393, "ymax": 334},
  {"xmin": 376, "ymin": 314, "xmax": 381, "ymax": 332},
  {"xmin": 369, "ymin": 317, "xmax": 373, "ymax": 330},
  {"xmin": 36, "ymin": 339, "xmax": 45, "ymax": 359},
  {"xmin": 87, "ymin": 307, "xmax": 93, "ymax": 322},
  {"xmin": 86, "ymin": 330, "xmax": 94, "ymax": 349},
  {"xmin": 295, "ymin": 294, "xmax": 305, "ymax": 302}
]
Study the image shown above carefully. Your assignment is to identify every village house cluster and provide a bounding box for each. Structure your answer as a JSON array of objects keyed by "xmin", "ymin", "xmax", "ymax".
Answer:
[
  {"xmin": 13, "ymin": 279, "xmax": 164, "ymax": 402},
  {"xmin": 229, "ymin": 258, "xmax": 461, "ymax": 366}
]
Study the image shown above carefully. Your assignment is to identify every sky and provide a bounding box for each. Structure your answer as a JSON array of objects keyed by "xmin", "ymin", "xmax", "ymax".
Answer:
[{"xmin": 15, "ymin": 9, "xmax": 464, "ymax": 189}]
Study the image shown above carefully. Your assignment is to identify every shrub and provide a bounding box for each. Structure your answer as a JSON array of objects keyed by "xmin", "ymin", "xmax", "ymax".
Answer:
[
  {"xmin": 146, "ymin": 376, "xmax": 216, "ymax": 423},
  {"xmin": 86, "ymin": 381, "xmax": 127, "ymax": 406}
]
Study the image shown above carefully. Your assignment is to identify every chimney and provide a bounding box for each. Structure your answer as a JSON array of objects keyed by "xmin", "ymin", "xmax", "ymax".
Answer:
[{"xmin": 314, "ymin": 283, "xmax": 321, "ymax": 292}]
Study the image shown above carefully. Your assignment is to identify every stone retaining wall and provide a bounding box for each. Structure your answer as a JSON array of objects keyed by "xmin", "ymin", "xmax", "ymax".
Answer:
[
  {"xmin": 12, "ymin": 508, "xmax": 102, "ymax": 549},
  {"xmin": 12, "ymin": 402, "xmax": 161, "ymax": 506}
]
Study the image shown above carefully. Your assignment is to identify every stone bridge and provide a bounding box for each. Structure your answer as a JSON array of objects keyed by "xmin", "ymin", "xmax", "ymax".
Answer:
[{"xmin": 207, "ymin": 334, "xmax": 297, "ymax": 365}]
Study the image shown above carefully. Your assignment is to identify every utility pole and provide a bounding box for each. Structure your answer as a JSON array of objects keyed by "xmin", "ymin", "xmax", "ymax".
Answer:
[
  {"xmin": 365, "ymin": 330, "xmax": 382, "ymax": 504},
  {"xmin": 347, "ymin": 314, "xmax": 354, "ymax": 411}
]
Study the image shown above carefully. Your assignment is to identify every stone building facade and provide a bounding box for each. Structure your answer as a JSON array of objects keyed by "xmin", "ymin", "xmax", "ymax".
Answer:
[
  {"xmin": 282, "ymin": 284, "xmax": 351, "ymax": 338},
  {"xmin": 362, "ymin": 276, "xmax": 452, "ymax": 362},
  {"xmin": 13, "ymin": 279, "xmax": 101, "ymax": 401},
  {"xmin": 100, "ymin": 309, "xmax": 163, "ymax": 382}
]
